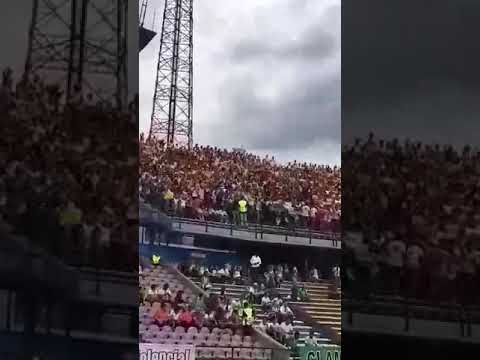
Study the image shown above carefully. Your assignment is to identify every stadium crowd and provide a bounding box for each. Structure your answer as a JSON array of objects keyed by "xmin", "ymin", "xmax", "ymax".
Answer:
[
  {"xmin": 343, "ymin": 133, "xmax": 480, "ymax": 305},
  {"xmin": 140, "ymin": 268, "xmax": 257, "ymax": 331},
  {"xmin": 180, "ymin": 260, "xmax": 321, "ymax": 299},
  {"xmin": 140, "ymin": 136, "xmax": 341, "ymax": 232},
  {"xmin": 179, "ymin": 259, "xmax": 330, "ymax": 349},
  {"xmin": 0, "ymin": 67, "xmax": 138, "ymax": 271}
]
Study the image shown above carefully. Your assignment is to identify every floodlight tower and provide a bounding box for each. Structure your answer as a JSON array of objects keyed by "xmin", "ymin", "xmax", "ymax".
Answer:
[
  {"xmin": 149, "ymin": 0, "xmax": 193, "ymax": 148},
  {"xmin": 25, "ymin": 0, "xmax": 129, "ymax": 108}
]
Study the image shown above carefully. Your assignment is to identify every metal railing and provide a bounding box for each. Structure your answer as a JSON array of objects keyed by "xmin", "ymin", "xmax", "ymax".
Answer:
[
  {"xmin": 170, "ymin": 217, "xmax": 341, "ymax": 246},
  {"xmin": 343, "ymin": 295, "xmax": 480, "ymax": 337},
  {"xmin": 140, "ymin": 200, "xmax": 340, "ymax": 242}
]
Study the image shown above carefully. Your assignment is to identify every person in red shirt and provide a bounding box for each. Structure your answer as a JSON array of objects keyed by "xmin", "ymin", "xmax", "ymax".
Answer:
[
  {"xmin": 177, "ymin": 306, "xmax": 194, "ymax": 328},
  {"xmin": 153, "ymin": 303, "xmax": 173, "ymax": 326}
]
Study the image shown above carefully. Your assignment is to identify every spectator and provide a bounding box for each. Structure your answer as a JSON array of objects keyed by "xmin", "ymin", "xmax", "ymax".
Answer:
[
  {"xmin": 0, "ymin": 68, "xmax": 138, "ymax": 272},
  {"xmin": 200, "ymin": 273, "xmax": 212, "ymax": 291},
  {"xmin": 176, "ymin": 306, "xmax": 194, "ymax": 328},
  {"xmin": 250, "ymin": 253, "xmax": 262, "ymax": 282},
  {"xmin": 304, "ymin": 330, "xmax": 318, "ymax": 347},
  {"xmin": 343, "ymin": 134, "xmax": 480, "ymax": 303},
  {"xmin": 192, "ymin": 293, "xmax": 206, "ymax": 313},
  {"xmin": 159, "ymin": 283, "xmax": 172, "ymax": 302},
  {"xmin": 153, "ymin": 302, "xmax": 173, "ymax": 325},
  {"xmin": 139, "ymin": 138, "xmax": 341, "ymax": 232}
]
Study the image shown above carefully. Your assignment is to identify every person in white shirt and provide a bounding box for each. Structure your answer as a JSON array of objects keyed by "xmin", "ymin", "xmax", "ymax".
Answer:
[
  {"xmin": 261, "ymin": 293, "xmax": 272, "ymax": 310},
  {"xmin": 146, "ymin": 284, "xmax": 161, "ymax": 301},
  {"xmin": 304, "ymin": 330, "xmax": 317, "ymax": 346},
  {"xmin": 278, "ymin": 320, "xmax": 294, "ymax": 343},
  {"xmin": 385, "ymin": 239, "xmax": 407, "ymax": 294},
  {"xmin": 332, "ymin": 265, "xmax": 341, "ymax": 290},
  {"xmin": 280, "ymin": 303, "xmax": 294, "ymax": 322},
  {"xmin": 250, "ymin": 254, "xmax": 262, "ymax": 268},
  {"xmin": 217, "ymin": 267, "xmax": 226, "ymax": 278},
  {"xmin": 159, "ymin": 283, "xmax": 172, "ymax": 301},
  {"xmin": 406, "ymin": 244, "xmax": 424, "ymax": 270},
  {"xmin": 386, "ymin": 239, "xmax": 407, "ymax": 268},
  {"xmin": 250, "ymin": 254, "xmax": 262, "ymax": 282}
]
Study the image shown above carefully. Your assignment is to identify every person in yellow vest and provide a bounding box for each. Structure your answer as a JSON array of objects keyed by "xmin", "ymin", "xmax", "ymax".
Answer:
[
  {"xmin": 151, "ymin": 254, "xmax": 161, "ymax": 266},
  {"xmin": 163, "ymin": 189, "xmax": 174, "ymax": 212},
  {"xmin": 240, "ymin": 301, "xmax": 255, "ymax": 326},
  {"xmin": 238, "ymin": 198, "xmax": 248, "ymax": 226}
]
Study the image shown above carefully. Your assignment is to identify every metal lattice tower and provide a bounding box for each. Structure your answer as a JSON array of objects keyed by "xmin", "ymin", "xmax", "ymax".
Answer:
[
  {"xmin": 149, "ymin": 0, "xmax": 193, "ymax": 148},
  {"xmin": 25, "ymin": 0, "xmax": 129, "ymax": 108}
]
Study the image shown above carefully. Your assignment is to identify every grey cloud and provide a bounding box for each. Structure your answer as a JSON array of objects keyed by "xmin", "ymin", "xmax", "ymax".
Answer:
[
  {"xmin": 216, "ymin": 72, "xmax": 340, "ymax": 150},
  {"xmin": 142, "ymin": 0, "xmax": 340, "ymax": 164},
  {"xmin": 231, "ymin": 22, "xmax": 336, "ymax": 63}
]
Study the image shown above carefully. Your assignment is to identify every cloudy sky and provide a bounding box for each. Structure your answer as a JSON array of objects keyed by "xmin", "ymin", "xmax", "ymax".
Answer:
[
  {"xmin": 140, "ymin": 0, "xmax": 341, "ymax": 165},
  {"xmin": 343, "ymin": 0, "xmax": 480, "ymax": 149}
]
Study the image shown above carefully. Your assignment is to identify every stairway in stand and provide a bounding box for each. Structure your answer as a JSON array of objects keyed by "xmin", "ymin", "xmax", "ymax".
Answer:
[
  {"xmin": 190, "ymin": 278, "xmax": 339, "ymax": 349},
  {"xmin": 286, "ymin": 281, "xmax": 341, "ymax": 337}
]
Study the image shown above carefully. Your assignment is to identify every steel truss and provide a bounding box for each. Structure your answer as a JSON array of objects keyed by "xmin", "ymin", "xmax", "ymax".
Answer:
[
  {"xmin": 25, "ymin": 0, "xmax": 128, "ymax": 108},
  {"xmin": 149, "ymin": 0, "xmax": 193, "ymax": 148}
]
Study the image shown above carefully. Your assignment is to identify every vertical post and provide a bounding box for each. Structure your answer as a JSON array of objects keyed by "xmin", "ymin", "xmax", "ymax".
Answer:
[
  {"xmin": 6, "ymin": 290, "xmax": 12, "ymax": 331},
  {"xmin": 25, "ymin": 0, "xmax": 39, "ymax": 76},
  {"xmin": 67, "ymin": 0, "xmax": 78, "ymax": 100},
  {"xmin": 187, "ymin": 0, "xmax": 194, "ymax": 149},
  {"xmin": 77, "ymin": 0, "xmax": 88, "ymax": 94}
]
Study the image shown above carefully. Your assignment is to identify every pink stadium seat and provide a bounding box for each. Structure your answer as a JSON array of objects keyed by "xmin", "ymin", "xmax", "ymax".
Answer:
[
  {"xmin": 214, "ymin": 348, "xmax": 230, "ymax": 359},
  {"xmin": 175, "ymin": 326, "xmax": 185, "ymax": 333},
  {"xmin": 193, "ymin": 337, "xmax": 204, "ymax": 346},
  {"xmin": 206, "ymin": 338, "xmax": 219, "ymax": 347},
  {"xmin": 223, "ymin": 328, "xmax": 234, "ymax": 335},
  {"xmin": 183, "ymin": 333, "xmax": 195, "ymax": 343},
  {"xmin": 220, "ymin": 334, "xmax": 231, "ymax": 342},
  {"xmin": 162, "ymin": 325, "xmax": 173, "ymax": 333},
  {"xmin": 187, "ymin": 326, "xmax": 198, "ymax": 334},
  {"xmin": 170, "ymin": 333, "xmax": 181, "ymax": 340}
]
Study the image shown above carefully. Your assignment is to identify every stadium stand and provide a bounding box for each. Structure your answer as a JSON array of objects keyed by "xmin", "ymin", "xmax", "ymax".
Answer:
[
  {"xmin": 0, "ymin": 67, "xmax": 138, "ymax": 359},
  {"xmin": 343, "ymin": 134, "xmax": 480, "ymax": 319},
  {"xmin": 0, "ymin": 67, "xmax": 138, "ymax": 272},
  {"xmin": 139, "ymin": 124, "xmax": 342, "ymax": 358},
  {"xmin": 180, "ymin": 262, "xmax": 341, "ymax": 356},
  {"xmin": 140, "ymin": 263, "xmax": 289, "ymax": 359},
  {"xmin": 139, "ymin": 136, "xmax": 341, "ymax": 233}
]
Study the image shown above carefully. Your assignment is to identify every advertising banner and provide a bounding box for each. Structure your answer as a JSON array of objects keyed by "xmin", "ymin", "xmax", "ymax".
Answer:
[
  {"xmin": 299, "ymin": 344, "xmax": 341, "ymax": 360},
  {"xmin": 139, "ymin": 343, "xmax": 196, "ymax": 360}
]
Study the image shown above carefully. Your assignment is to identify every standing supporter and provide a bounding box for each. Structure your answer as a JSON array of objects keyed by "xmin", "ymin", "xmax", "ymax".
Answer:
[
  {"xmin": 332, "ymin": 265, "xmax": 341, "ymax": 290},
  {"xmin": 192, "ymin": 293, "xmax": 206, "ymax": 313},
  {"xmin": 250, "ymin": 253, "xmax": 262, "ymax": 282},
  {"xmin": 304, "ymin": 330, "xmax": 318, "ymax": 347},
  {"xmin": 310, "ymin": 266, "xmax": 320, "ymax": 282},
  {"xmin": 239, "ymin": 300, "xmax": 255, "ymax": 326},
  {"xmin": 139, "ymin": 139, "xmax": 341, "ymax": 231},
  {"xmin": 383, "ymin": 238, "xmax": 407, "ymax": 294},
  {"xmin": 200, "ymin": 273, "xmax": 212, "ymax": 291},
  {"xmin": 238, "ymin": 197, "xmax": 248, "ymax": 226}
]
